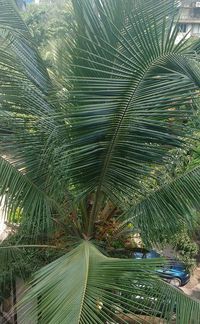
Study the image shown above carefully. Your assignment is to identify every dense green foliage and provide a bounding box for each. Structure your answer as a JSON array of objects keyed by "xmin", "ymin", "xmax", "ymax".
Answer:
[
  {"xmin": 172, "ymin": 229, "xmax": 198, "ymax": 270},
  {"xmin": 22, "ymin": 0, "xmax": 74, "ymax": 64},
  {"xmin": 1, "ymin": 0, "xmax": 200, "ymax": 322}
]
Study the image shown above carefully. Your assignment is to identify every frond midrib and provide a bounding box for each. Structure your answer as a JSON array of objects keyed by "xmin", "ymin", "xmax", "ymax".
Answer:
[
  {"xmin": 90, "ymin": 51, "xmax": 182, "ymax": 225},
  {"xmin": 77, "ymin": 242, "xmax": 90, "ymax": 323}
]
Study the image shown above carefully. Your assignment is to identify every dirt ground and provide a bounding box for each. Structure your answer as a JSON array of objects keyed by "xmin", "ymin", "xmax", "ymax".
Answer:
[{"xmin": 181, "ymin": 266, "xmax": 200, "ymax": 300}]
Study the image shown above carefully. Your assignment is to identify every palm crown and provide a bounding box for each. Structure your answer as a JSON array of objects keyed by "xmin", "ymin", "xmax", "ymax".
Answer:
[{"xmin": 1, "ymin": 0, "xmax": 200, "ymax": 323}]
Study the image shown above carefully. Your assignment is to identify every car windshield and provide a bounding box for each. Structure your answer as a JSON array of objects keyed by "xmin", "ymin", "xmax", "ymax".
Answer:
[
  {"xmin": 170, "ymin": 263, "xmax": 185, "ymax": 270},
  {"xmin": 132, "ymin": 250, "xmax": 161, "ymax": 259},
  {"xmin": 132, "ymin": 252, "xmax": 144, "ymax": 259},
  {"xmin": 146, "ymin": 250, "xmax": 161, "ymax": 258}
]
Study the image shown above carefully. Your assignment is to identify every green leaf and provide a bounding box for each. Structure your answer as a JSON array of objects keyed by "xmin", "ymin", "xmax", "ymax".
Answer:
[
  {"xmin": 0, "ymin": 156, "xmax": 55, "ymax": 235},
  {"xmin": 120, "ymin": 166, "xmax": 200, "ymax": 244},
  {"xmin": 66, "ymin": 0, "xmax": 200, "ymax": 232},
  {"xmin": 0, "ymin": 0, "xmax": 74, "ymax": 236},
  {"xmin": 18, "ymin": 242, "xmax": 200, "ymax": 324}
]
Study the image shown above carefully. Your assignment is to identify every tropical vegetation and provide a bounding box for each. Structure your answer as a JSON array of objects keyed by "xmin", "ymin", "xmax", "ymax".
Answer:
[
  {"xmin": 1, "ymin": 0, "xmax": 200, "ymax": 322},
  {"xmin": 22, "ymin": 0, "xmax": 74, "ymax": 64}
]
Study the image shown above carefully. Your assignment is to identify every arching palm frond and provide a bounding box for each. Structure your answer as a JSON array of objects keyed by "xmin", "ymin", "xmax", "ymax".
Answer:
[
  {"xmin": 0, "ymin": 156, "xmax": 54, "ymax": 233},
  {"xmin": 119, "ymin": 166, "xmax": 200, "ymax": 244},
  {"xmin": 0, "ymin": 0, "xmax": 74, "ymax": 236},
  {"xmin": 17, "ymin": 241, "xmax": 200, "ymax": 324}
]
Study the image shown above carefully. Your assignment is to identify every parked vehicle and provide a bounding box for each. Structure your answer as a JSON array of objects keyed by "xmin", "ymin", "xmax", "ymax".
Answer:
[{"xmin": 131, "ymin": 248, "xmax": 190, "ymax": 287}]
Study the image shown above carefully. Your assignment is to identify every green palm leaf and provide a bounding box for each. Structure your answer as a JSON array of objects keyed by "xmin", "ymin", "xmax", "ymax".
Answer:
[
  {"xmin": 0, "ymin": 156, "xmax": 54, "ymax": 230},
  {"xmin": 65, "ymin": 0, "xmax": 200, "ymax": 233},
  {"xmin": 0, "ymin": 0, "xmax": 51, "ymax": 89},
  {"xmin": 0, "ymin": 0, "xmax": 74, "ymax": 235},
  {"xmin": 119, "ymin": 166, "xmax": 200, "ymax": 244},
  {"xmin": 17, "ymin": 242, "xmax": 200, "ymax": 324}
]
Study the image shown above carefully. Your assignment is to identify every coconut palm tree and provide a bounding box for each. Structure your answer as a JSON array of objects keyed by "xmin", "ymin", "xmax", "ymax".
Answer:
[{"xmin": 1, "ymin": 0, "xmax": 200, "ymax": 322}]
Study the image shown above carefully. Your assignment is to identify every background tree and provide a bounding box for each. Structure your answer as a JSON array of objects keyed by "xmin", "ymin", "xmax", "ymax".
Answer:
[
  {"xmin": 22, "ymin": 0, "xmax": 74, "ymax": 66},
  {"xmin": 1, "ymin": 0, "xmax": 200, "ymax": 323}
]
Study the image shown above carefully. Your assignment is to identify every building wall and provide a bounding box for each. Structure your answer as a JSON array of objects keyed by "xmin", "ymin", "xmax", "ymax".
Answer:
[
  {"xmin": 178, "ymin": 1, "xmax": 200, "ymax": 40},
  {"xmin": 34, "ymin": 0, "xmax": 53, "ymax": 3}
]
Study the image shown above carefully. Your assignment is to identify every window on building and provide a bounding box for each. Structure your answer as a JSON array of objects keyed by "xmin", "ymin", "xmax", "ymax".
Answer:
[
  {"xmin": 193, "ymin": 7, "xmax": 200, "ymax": 18},
  {"xmin": 192, "ymin": 23, "xmax": 200, "ymax": 35},
  {"xmin": 179, "ymin": 23, "xmax": 187, "ymax": 33}
]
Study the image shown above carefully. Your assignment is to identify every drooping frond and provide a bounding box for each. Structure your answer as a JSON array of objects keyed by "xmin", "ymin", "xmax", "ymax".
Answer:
[
  {"xmin": 0, "ymin": 0, "xmax": 74, "ymax": 236},
  {"xmin": 0, "ymin": 156, "xmax": 54, "ymax": 234},
  {"xmin": 120, "ymin": 166, "xmax": 200, "ymax": 244},
  {"xmin": 18, "ymin": 241, "xmax": 200, "ymax": 324}
]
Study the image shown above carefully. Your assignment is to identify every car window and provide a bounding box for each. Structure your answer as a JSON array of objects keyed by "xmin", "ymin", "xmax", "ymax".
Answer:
[
  {"xmin": 146, "ymin": 250, "xmax": 160, "ymax": 258},
  {"xmin": 132, "ymin": 252, "xmax": 144, "ymax": 259},
  {"xmin": 171, "ymin": 263, "xmax": 185, "ymax": 270}
]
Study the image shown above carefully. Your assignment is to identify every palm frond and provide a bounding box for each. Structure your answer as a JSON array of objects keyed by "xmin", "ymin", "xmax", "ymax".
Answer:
[
  {"xmin": 120, "ymin": 166, "xmax": 200, "ymax": 244},
  {"xmin": 0, "ymin": 153, "xmax": 80, "ymax": 240},
  {"xmin": 61, "ymin": 0, "xmax": 200, "ymax": 234},
  {"xmin": 0, "ymin": 0, "xmax": 75, "ymax": 236},
  {"xmin": 0, "ymin": 155, "xmax": 66, "ymax": 237},
  {"xmin": 17, "ymin": 242, "xmax": 200, "ymax": 324},
  {"xmin": 0, "ymin": 0, "xmax": 51, "ymax": 90}
]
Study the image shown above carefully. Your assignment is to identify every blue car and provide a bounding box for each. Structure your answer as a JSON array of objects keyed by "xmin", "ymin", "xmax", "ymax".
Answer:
[{"xmin": 131, "ymin": 248, "xmax": 190, "ymax": 287}]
